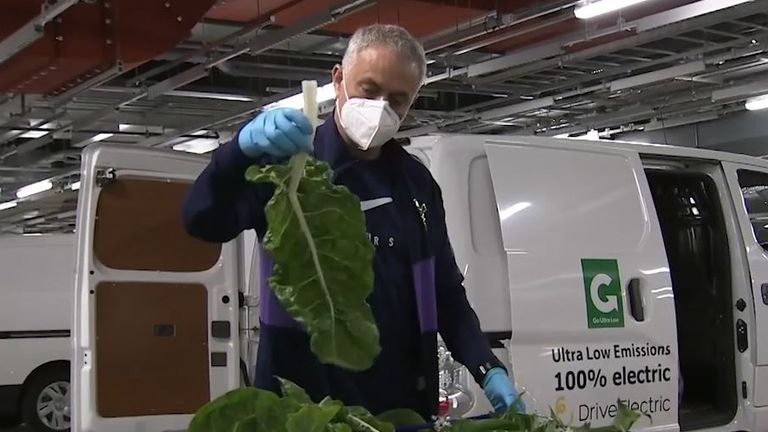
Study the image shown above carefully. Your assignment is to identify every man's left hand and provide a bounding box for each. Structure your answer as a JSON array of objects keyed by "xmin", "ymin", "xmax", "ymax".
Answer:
[{"xmin": 482, "ymin": 368, "xmax": 525, "ymax": 413}]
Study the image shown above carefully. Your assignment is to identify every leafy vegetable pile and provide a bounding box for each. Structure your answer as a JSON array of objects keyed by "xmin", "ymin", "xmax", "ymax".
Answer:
[
  {"xmin": 246, "ymin": 152, "xmax": 381, "ymax": 371},
  {"xmin": 188, "ymin": 379, "xmax": 644, "ymax": 432}
]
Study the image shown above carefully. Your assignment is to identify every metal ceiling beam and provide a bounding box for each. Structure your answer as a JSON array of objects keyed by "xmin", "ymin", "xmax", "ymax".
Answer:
[
  {"xmin": 45, "ymin": 63, "xmax": 125, "ymax": 108},
  {"xmin": 535, "ymin": 96, "xmax": 722, "ymax": 136},
  {"xmin": 635, "ymin": 0, "xmax": 758, "ymax": 33},
  {"xmin": 462, "ymin": 0, "xmax": 766, "ymax": 85},
  {"xmin": 523, "ymin": 32, "xmax": 767, "ymax": 97},
  {"xmin": 1, "ymin": 0, "xmax": 374, "ymax": 158},
  {"xmin": 214, "ymin": 62, "xmax": 329, "ymax": 81},
  {"xmin": 478, "ymin": 96, "xmax": 556, "ymax": 121},
  {"xmin": 129, "ymin": 14, "xmax": 277, "ymax": 86},
  {"xmin": 146, "ymin": 0, "xmax": 375, "ymax": 100},
  {"xmin": 644, "ymin": 111, "xmax": 721, "ymax": 131},
  {"xmin": 0, "ymin": 0, "xmax": 80, "ymax": 65},
  {"xmin": 134, "ymin": 87, "xmax": 302, "ymax": 148},
  {"xmin": 422, "ymin": 1, "xmax": 579, "ymax": 55},
  {"xmin": 610, "ymin": 60, "xmax": 706, "ymax": 91},
  {"xmin": 711, "ymin": 76, "xmax": 768, "ymax": 101}
]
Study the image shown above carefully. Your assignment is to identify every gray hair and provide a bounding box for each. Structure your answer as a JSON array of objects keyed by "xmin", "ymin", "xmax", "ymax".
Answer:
[{"xmin": 342, "ymin": 24, "xmax": 427, "ymax": 83}]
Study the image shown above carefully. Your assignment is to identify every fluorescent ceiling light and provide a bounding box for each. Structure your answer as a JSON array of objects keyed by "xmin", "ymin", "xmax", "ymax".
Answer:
[
  {"xmin": 574, "ymin": 0, "xmax": 652, "ymax": 19},
  {"xmin": 263, "ymin": 82, "xmax": 336, "ymax": 111},
  {"xmin": 585, "ymin": 129, "xmax": 601, "ymax": 140},
  {"xmin": 92, "ymin": 133, "xmax": 114, "ymax": 142},
  {"xmin": 16, "ymin": 180, "xmax": 53, "ymax": 198},
  {"xmin": 0, "ymin": 201, "xmax": 17, "ymax": 211},
  {"xmin": 746, "ymin": 94, "xmax": 768, "ymax": 111},
  {"xmin": 172, "ymin": 138, "xmax": 220, "ymax": 154},
  {"xmin": 18, "ymin": 130, "xmax": 49, "ymax": 138},
  {"xmin": 70, "ymin": 181, "xmax": 81, "ymax": 191},
  {"xmin": 167, "ymin": 90, "xmax": 255, "ymax": 102}
]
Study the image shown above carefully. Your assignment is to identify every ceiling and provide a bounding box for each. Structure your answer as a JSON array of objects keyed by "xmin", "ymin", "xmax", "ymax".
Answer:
[{"xmin": 1, "ymin": 0, "xmax": 767, "ymax": 234}]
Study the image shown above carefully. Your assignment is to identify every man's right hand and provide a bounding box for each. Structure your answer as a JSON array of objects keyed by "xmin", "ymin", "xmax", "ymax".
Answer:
[{"xmin": 238, "ymin": 108, "xmax": 314, "ymax": 158}]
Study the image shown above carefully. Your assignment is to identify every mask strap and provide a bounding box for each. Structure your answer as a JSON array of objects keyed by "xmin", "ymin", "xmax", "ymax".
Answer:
[{"xmin": 336, "ymin": 77, "xmax": 350, "ymax": 129}]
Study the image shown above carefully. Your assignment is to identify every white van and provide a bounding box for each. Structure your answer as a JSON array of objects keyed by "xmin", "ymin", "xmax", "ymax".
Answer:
[
  {"xmin": 0, "ymin": 234, "xmax": 75, "ymax": 432},
  {"xmin": 70, "ymin": 137, "xmax": 768, "ymax": 432},
  {"xmin": 0, "ymin": 229, "xmax": 258, "ymax": 432}
]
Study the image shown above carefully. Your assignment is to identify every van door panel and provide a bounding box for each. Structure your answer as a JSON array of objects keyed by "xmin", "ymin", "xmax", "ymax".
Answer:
[
  {"xmin": 95, "ymin": 281, "xmax": 209, "ymax": 417},
  {"xmin": 484, "ymin": 140, "xmax": 679, "ymax": 430},
  {"xmin": 73, "ymin": 144, "xmax": 241, "ymax": 432},
  {"xmin": 756, "ymin": 367, "xmax": 768, "ymax": 407},
  {"xmin": 721, "ymin": 164, "xmax": 768, "ymax": 366},
  {"xmin": 93, "ymin": 178, "xmax": 221, "ymax": 272}
]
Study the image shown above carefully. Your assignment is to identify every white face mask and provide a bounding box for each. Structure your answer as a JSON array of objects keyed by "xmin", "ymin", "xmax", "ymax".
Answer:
[{"xmin": 337, "ymin": 79, "xmax": 404, "ymax": 151}]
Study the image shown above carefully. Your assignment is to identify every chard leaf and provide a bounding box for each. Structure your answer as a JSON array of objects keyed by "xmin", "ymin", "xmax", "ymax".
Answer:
[
  {"xmin": 612, "ymin": 400, "xmax": 644, "ymax": 432},
  {"xmin": 375, "ymin": 408, "xmax": 426, "ymax": 426},
  {"xmin": 337, "ymin": 405, "xmax": 394, "ymax": 432},
  {"xmin": 278, "ymin": 377, "xmax": 312, "ymax": 404},
  {"xmin": 286, "ymin": 403, "xmax": 341, "ymax": 432},
  {"xmin": 188, "ymin": 387, "xmax": 281, "ymax": 432},
  {"xmin": 246, "ymin": 153, "xmax": 380, "ymax": 371}
]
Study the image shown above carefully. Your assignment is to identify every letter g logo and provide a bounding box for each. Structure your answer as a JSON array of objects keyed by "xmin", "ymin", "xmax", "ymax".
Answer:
[
  {"xmin": 590, "ymin": 273, "xmax": 619, "ymax": 313},
  {"xmin": 582, "ymin": 259, "xmax": 625, "ymax": 329}
]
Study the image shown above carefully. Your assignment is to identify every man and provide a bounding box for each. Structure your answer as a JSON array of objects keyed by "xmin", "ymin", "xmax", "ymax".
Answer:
[{"xmin": 183, "ymin": 24, "xmax": 522, "ymax": 419}]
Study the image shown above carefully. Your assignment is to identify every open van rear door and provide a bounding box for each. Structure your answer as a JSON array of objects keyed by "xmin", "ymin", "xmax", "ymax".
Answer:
[
  {"xmin": 484, "ymin": 138, "xmax": 679, "ymax": 430},
  {"xmin": 722, "ymin": 162, "xmax": 768, "ymax": 410},
  {"xmin": 72, "ymin": 144, "xmax": 242, "ymax": 432}
]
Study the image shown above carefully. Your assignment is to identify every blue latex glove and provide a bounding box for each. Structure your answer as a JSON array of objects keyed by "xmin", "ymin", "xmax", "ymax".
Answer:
[
  {"xmin": 483, "ymin": 367, "xmax": 525, "ymax": 413},
  {"xmin": 238, "ymin": 108, "xmax": 314, "ymax": 159}
]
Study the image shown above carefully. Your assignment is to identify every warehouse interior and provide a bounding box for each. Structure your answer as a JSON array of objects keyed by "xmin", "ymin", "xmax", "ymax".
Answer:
[
  {"xmin": 3, "ymin": 1, "xmax": 768, "ymax": 432},
  {"xmin": 0, "ymin": 0, "xmax": 766, "ymax": 234}
]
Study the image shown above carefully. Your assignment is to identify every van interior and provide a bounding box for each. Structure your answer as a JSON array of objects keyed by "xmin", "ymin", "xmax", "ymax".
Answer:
[{"xmin": 645, "ymin": 168, "xmax": 738, "ymax": 431}]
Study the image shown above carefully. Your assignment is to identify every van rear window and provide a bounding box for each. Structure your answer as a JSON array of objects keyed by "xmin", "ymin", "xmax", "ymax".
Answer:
[
  {"xmin": 94, "ymin": 177, "xmax": 221, "ymax": 272},
  {"xmin": 737, "ymin": 170, "xmax": 768, "ymax": 250}
]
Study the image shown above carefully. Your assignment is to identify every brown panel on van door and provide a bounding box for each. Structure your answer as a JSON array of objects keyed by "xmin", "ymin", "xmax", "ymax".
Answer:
[
  {"xmin": 95, "ymin": 281, "xmax": 210, "ymax": 417},
  {"xmin": 94, "ymin": 178, "xmax": 221, "ymax": 272}
]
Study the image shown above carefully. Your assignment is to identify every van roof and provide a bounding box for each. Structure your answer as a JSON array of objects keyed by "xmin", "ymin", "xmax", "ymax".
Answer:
[{"xmin": 409, "ymin": 134, "xmax": 768, "ymax": 170}]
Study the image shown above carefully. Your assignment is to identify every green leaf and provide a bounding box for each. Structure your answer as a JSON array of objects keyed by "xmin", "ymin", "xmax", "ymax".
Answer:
[
  {"xmin": 346, "ymin": 414, "xmax": 395, "ymax": 432},
  {"xmin": 233, "ymin": 415, "xmax": 264, "ymax": 432},
  {"xmin": 231, "ymin": 397, "xmax": 303, "ymax": 432},
  {"xmin": 612, "ymin": 399, "xmax": 644, "ymax": 432},
  {"xmin": 188, "ymin": 387, "xmax": 281, "ymax": 432},
  {"xmin": 246, "ymin": 153, "xmax": 381, "ymax": 371},
  {"xmin": 376, "ymin": 408, "xmax": 426, "ymax": 426},
  {"xmin": 336, "ymin": 405, "xmax": 394, "ymax": 432},
  {"xmin": 278, "ymin": 377, "xmax": 312, "ymax": 404},
  {"xmin": 329, "ymin": 424, "xmax": 354, "ymax": 432},
  {"xmin": 286, "ymin": 403, "xmax": 341, "ymax": 432}
]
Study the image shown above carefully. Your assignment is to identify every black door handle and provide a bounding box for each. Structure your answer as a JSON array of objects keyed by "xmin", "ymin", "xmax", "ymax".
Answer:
[
  {"xmin": 627, "ymin": 278, "xmax": 645, "ymax": 322},
  {"xmin": 761, "ymin": 283, "xmax": 768, "ymax": 306},
  {"xmin": 737, "ymin": 319, "xmax": 748, "ymax": 353}
]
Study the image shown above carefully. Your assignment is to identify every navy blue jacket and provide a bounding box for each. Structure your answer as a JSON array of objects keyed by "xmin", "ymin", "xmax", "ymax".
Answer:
[{"xmin": 183, "ymin": 116, "xmax": 502, "ymax": 418}]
